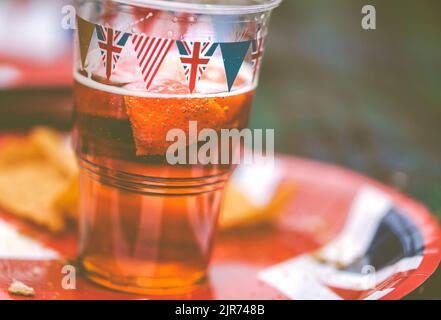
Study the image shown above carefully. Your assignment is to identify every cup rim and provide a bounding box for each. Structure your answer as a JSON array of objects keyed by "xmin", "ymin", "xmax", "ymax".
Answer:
[{"xmin": 111, "ymin": 0, "xmax": 282, "ymax": 15}]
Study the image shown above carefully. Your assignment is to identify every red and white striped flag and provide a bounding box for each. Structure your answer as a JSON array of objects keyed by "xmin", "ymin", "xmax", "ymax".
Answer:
[{"xmin": 132, "ymin": 34, "xmax": 174, "ymax": 90}]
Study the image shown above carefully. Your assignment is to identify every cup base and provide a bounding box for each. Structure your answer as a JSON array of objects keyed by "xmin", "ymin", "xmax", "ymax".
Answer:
[{"xmin": 81, "ymin": 259, "xmax": 208, "ymax": 295}]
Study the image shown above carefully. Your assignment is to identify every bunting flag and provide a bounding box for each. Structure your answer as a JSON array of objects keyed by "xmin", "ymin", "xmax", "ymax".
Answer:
[
  {"xmin": 76, "ymin": 15, "xmax": 96, "ymax": 70},
  {"xmin": 96, "ymin": 25, "xmax": 130, "ymax": 80},
  {"xmin": 78, "ymin": 20, "xmax": 265, "ymax": 93},
  {"xmin": 176, "ymin": 41, "xmax": 218, "ymax": 93},
  {"xmin": 132, "ymin": 34, "xmax": 174, "ymax": 90},
  {"xmin": 220, "ymin": 41, "xmax": 252, "ymax": 91},
  {"xmin": 251, "ymin": 37, "xmax": 265, "ymax": 81}
]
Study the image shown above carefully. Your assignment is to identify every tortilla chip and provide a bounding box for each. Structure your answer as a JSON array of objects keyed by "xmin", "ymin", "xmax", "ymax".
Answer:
[
  {"xmin": 30, "ymin": 127, "xmax": 78, "ymax": 178},
  {"xmin": 0, "ymin": 127, "xmax": 78, "ymax": 232},
  {"xmin": 54, "ymin": 175, "xmax": 79, "ymax": 221},
  {"xmin": 221, "ymin": 181, "xmax": 296, "ymax": 230},
  {"xmin": 0, "ymin": 127, "xmax": 294, "ymax": 233},
  {"xmin": 0, "ymin": 162, "xmax": 67, "ymax": 232}
]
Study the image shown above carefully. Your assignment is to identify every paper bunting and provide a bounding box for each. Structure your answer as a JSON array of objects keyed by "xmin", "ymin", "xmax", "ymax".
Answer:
[
  {"xmin": 132, "ymin": 34, "xmax": 174, "ymax": 90},
  {"xmin": 220, "ymin": 41, "xmax": 252, "ymax": 91},
  {"xmin": 251, "ymin": 38, "xmax": 265, "ymax": 81},
  {"xmin": 75, "ymin": 17, "xmax": 266, "ymax": 92},
  {"xmin": 176, "ymin": 41, "xmax": 218, "ymax": 93},
  {"xmin": 76, "ymin": 15, "xmax": 95, "ymax": 70},
  {"xmin": 96, "ymin": 25, "xmax": 130, "ymax": 80}
]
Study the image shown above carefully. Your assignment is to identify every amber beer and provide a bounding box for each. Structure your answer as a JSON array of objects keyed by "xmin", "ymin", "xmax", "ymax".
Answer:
[
  {"xmin": 74, "ymin": 72, "xmax": 255, "ymax": 293},
  {"xmin": 74, "ymin": 0, "xmax": 280, "ymax": 294}
]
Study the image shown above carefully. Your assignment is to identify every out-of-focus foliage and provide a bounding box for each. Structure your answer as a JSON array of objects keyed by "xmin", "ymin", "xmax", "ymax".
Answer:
[{"xmin": 255, "ymin": 0, "xmax": 441, "ymax": 218}]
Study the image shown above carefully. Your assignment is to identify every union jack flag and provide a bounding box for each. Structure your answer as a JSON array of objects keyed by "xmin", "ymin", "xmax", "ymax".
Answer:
[
  {"xmin": 132, "ymin": 34, "xmax": 174, "ymax": 90},
  {"xmin": 251, "ymin": 37, "xmax": 264, "ymax": 81},
  {"xmin": 176, "ymin": 41, "xmax": 218, "ymax": 93},
  {"xmin": 96, "ymin": 25, "xmax": 130, "ymax": 80}
]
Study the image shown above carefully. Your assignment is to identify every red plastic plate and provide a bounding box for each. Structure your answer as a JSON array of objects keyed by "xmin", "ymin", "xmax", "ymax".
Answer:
[{"xmin": 0, "ymin": 156, "xmax": 440, "ymax": 300}]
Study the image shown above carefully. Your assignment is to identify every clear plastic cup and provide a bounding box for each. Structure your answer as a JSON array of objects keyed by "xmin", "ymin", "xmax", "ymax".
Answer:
[{"xmin": 73, "ymin": 0, "xmax": 281, "ymax": 294}]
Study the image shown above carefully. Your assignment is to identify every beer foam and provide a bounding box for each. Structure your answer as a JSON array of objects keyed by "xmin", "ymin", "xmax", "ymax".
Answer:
[{"xmin": 74, "ymin": 59, "xmax": 256, "ymax": 99}]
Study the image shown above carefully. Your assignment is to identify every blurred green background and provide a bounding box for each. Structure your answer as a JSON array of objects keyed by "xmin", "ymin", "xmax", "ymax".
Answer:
[{"xmin": 254, "ymin": 0, "xmax": 441, "ymax": 220}]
